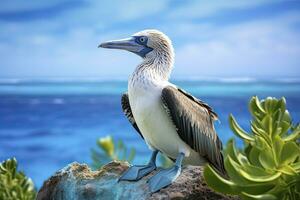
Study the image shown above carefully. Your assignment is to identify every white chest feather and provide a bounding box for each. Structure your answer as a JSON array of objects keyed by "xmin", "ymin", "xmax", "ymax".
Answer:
[{"xmin": 127, "ymin": 72, "xmax": 204, "ymax": 165}]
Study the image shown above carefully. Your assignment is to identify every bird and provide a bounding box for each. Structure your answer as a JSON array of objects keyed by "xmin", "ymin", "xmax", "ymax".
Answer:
[{"xmin": 99, "ymin": 29, "xmax": 226, "ymax": 193}]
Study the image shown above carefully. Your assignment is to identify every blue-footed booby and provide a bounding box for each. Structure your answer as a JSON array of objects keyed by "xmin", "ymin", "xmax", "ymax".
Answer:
[{"xmin": 99, "ymin": 30, "xmax": 226, "ymax": 193}]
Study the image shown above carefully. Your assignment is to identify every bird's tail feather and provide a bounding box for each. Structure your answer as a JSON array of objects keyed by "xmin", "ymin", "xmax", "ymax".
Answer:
[{"xmin": 210, "ymin": 153, "xmax": 229, "ymax": 179}]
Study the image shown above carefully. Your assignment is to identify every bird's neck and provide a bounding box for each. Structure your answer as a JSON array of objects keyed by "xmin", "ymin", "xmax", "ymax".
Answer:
[{"xmin": 134, "ymin": 53, "xmax": 174, "ymax": 82}]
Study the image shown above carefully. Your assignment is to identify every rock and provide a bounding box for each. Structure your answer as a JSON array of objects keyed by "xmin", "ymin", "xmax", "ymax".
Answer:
[{"xmin": 37, "ymin": 161, "xmax": 239, "ymax": 200}]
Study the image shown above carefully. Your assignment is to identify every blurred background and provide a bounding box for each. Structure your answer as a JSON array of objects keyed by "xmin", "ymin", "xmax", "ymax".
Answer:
[{"xmin": 0, "ymin": 0, "xmax": 300, "ymax": 188}]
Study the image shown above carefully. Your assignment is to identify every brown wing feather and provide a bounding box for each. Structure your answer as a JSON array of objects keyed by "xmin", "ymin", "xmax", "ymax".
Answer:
[
  {"xmin": 121, "ymin": 93, "xmax": 144, "ymax": 139},
  {"xmin": 161, "ymin": 86, "xmax": 226, "ymax": 176}
]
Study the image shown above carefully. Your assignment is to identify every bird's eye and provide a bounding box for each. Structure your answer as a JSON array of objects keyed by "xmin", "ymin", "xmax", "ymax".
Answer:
[{"xmin": 139, "ymin": 37, "xmax": 146, "ymax": 43}]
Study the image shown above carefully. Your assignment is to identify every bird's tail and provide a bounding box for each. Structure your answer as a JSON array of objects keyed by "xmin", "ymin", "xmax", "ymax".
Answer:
[{"xmin": 210, "ymin": 152, "xmax": 229, "ymax": 179}]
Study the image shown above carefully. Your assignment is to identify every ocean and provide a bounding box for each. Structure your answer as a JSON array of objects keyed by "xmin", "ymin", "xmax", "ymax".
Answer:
[{"xmin": 0, "ymin": 78, "xmax": 299, "ymax": 188}]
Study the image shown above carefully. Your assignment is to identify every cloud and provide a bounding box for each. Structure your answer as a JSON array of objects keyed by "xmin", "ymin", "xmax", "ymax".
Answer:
[
  {"xmin": 0, "ymin": 0, "xmax": 299, "ymax": 78},
  {"xmin": 173, "ymin": 12, "xmax": 300, "ymax": 77},
  {"xmin": 167, "ymin": 0, "xmax": 283, "ymax": 20},
  {"xmin": 0, "ymin": 0, "xmax": 71, "ymax": 12}
]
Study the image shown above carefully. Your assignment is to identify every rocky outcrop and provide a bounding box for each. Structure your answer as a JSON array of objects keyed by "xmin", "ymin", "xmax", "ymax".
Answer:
[{"xmin": 37, "ymin": 161, "xmax": 239, "ymax": 200}]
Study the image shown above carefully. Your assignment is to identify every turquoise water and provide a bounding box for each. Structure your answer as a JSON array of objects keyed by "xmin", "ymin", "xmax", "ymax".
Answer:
[{"xmin": 0, "ymin": 79, "xmax": 299, "ymax": 188}]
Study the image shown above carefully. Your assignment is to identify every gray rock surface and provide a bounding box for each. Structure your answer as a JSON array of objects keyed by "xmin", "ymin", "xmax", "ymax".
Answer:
[{"xmin": 37, "ymin": 161, "xmax": 239, "ymax": 200}]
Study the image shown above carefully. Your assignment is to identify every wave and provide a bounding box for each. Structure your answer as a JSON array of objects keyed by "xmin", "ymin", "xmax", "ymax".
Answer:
[
  {"xmin": 0, "ymin": 77, "xmax": 299, "ymax": 84},
  {"xmin": 0, "ymin": 77, "xmax": 128, "ymax": 84}
]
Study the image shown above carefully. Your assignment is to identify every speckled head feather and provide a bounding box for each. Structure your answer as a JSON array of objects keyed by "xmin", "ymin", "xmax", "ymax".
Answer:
[
  {"xmin": 134, "ymin": 29, "xmax": 174, "ymax": 62},
  {"xmin": 133, "ymin": 29, "xmax": 175, "ymax": 81}
]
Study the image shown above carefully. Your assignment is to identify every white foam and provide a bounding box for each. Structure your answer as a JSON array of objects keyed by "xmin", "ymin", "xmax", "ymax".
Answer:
[{"xmin": 53, "ymin": 98, "xmax": 65, "ymax": 104}]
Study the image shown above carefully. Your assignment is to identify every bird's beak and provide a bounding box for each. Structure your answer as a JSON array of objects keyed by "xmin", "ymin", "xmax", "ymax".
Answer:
[{"xmin": 98, "ymin": 37, "xmax": 144, "ymax": 53}]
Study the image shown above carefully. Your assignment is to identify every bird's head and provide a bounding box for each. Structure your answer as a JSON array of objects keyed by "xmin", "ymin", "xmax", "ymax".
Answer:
[{"xmin": 99, "ymin": 29, "xmax": 174, "ymax": 64}]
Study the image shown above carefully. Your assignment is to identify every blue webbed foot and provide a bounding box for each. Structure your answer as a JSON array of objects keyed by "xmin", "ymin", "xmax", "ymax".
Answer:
[
  {"xmin": 147, "ymin": 152, "xmax": 184, "ymax": 193},
  {"xmin": 118, "ymin": 163, "xmax": 156, "ymax": 181},
  {"xmin": 118, "ymin": 150, "xmax": 158, "ymax": 181},
  {"xmin": 147, "ymin": 165, "xmax": 181, "ymax": 193}
]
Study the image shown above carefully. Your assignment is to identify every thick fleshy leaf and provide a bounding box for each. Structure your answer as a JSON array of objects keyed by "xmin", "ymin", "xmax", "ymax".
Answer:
[
  {"xmin": 225, "ymin": 139, "xmax": 240, "ymax": 164},
  {"xmin": 239, "ymin": 168, "xmax": 281, "ymax": 183},
  {"xmin": 291, "ymin": 161, "xmax": 300, "ymax": 172},
  {"xmin": 237, "ymin": 153, "xmax": 249, "ymax": 165},
  {"xmin": 259, "ymin": 147, "xmax": 277, "ymax": 169},
  {"xmin": 203, "ymin": 165, "xmax": 237, "ymax": 195},
  {"xmin": 236, "ymin": 183, "xmax": 274, "ymax": 196},
  {"xmin": 225, "ymin": 157, "xmax": 252, "ymax": 185},
  {"xmin": 249, "ymin": 96, "xmax": 266, "ymax": 118},
  {"xmin": 273, "ymin": 136, "xmax": 284, "ymax": 162},
  {"xmin": 251, "ymin": 123, "xmax": 271, "ymax": 144},
  {"xmin": 279, "ymin": 120, "xmax": 292, "ymax": 136},
  {"xmin": 277, "ymin": 97, "xmax": 286, "ymax": 112},
  {"xmin": 280, "ymin": 142, "xmax": 300, "ymax": 164},
  {"xmin": 282, "ymin": 124, "xmax": 300, "ymax": 142},
  {"xmin": 249, "ymin": 146, "xmax": 262, "ymax": 167},
  {"xmin": 278, "ymin": 165, "xmax": 297, "ymax": 175},
  {"xmin": 261, "ymin": 115, "xmax": 273, "ymax": 136},
  {"xmin": 241, "ymin": 192, "xmax": 277, "ymax": 200},
  {"xmin": 227, "ymin": 157, "xmax": 281, "ymax": 183},
  {"xmin": 242, "ymin": 163, "xmax": 272, "ymax": 177},
  {"xmin": 255, "ymin": 136, "xmax": 270, "ymax": 151},
  {"xmin": 264, "ymin": 97, "xmax": 277, "ymax": 113},
  {"xmin": 229, "ymin": 115, "xmax": 254, "ymax": 141},
  {"xmin": 282, "ymin": 110, "xmax": 291, "ymax": 124}
]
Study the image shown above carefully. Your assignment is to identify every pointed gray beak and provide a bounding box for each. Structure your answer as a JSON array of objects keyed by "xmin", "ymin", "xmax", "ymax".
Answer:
[{"xmin": 98, "ymin": 37, "xmax": 144, "ymax": 53}]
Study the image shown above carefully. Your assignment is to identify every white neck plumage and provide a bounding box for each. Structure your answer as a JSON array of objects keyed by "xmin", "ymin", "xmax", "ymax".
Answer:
[{"xmin": 133, "ymin": 50, "xmax": 174, "ymax": 82}]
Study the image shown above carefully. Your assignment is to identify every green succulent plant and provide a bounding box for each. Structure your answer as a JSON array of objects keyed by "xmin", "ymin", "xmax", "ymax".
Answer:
[
  {"xmin": 0, "ymin": 158, "xmax": 36, "ymax": 200},
  {"xmin": 91, "ymin": 136, "xmax": 136, "ymax": 169},
  {"xmin": 204, "ymin": 96, "xmax": 300, "ymax": 200}
]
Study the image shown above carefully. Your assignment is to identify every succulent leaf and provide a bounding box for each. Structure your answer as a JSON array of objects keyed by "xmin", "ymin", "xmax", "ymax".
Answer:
[
  {"xmin": 259, "ymin": 146, "xmax": 277, "ymax": 169},
  {"xmin": 241, "ymin": 192, "xmax": 277, "ymax": 200},
  {"xmin": 0, "ymin": 158, "xmax": 36, "ymax": 200},
  {"xmin": 280, "ymin": 142, "xmax": 300, "ymax": 165},
  {"xmin": 229, "ymin": 114, "xmax": 254, "ymax": 141},
  {"xmin": 282, "ymin": 124, "xmax": 300, "ymax": 141},
  {"xmin": 225, "ymin": 156, "xmax": 252, "ymax": 185},
  {"xmin": 204, "ymin": 165, "xmax": 237, "ymax": 195}
]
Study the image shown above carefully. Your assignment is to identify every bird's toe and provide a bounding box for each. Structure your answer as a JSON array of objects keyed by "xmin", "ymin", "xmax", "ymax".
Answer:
[{"xmin": 147, "ymin": 166, "xmax": 181, "ymax": 193}]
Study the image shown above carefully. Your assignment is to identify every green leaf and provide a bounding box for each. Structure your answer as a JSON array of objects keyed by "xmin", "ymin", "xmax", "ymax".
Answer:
[
  {"xmin": 278, "ymin": 165, "xmax": 297, "ymax": 175},
  {"xmin": 273, "ymin": 136, "xmax": 284, "ymax": 161},
  {"xmin": 264, "ymin": 97, "xmax": 277, "ymax": 113},
  {"xmin": 204, "ymin": 165, "xmax": 237, "ymax": 195},
  {"xmin": 291, "ymin": 161, "xmax": 300, "ymax": 171},
  {"xmin": 280, "ymin": 142, "xmax": 300, "ymax": 164},
  {"xmin": 239, "ymin": 167, "xmax": 281, "ymax": 183},
  {"xmin": 261, "ymin": 115, "xmax": 273, "ymax": 136},
  {"xmin": 242, "ymin": 163, "xmax": 273, "ymax": 177},
  {"xmin": 251, "ymin": 122, "xmax": 272, "ymax": 144},
  {"xmin": 249, "ymin": 96, "xmax": 266, "ymax": 117},
  {"xmin": 229, "ymin": 114, "xmax": 254, "ymax": 141},
  {"xmin": 282, "ymin": 110, "xmax": 291, "ymax": 123},
  {"xmin": 236, "ymin": 183, "xmax": 274, "ymax": 196},
  {"xmin": 225, "ymin": 139, "xmax": 240, "ymax": 164},
  {"xmin": 259, "ymin": 146, "xmax": 277, "ymax": 169},
  {"xmin": 248, "ymin": 146, "xmax": 262, "ymax": 167},
  {"xmin": 225, "ymin": 157, "xmax": 252, "ymax": 185},
  {"xmin": 282, "ymin": 125, "xmax": 300, "ymax": 142},
  {"xmin": 241, "ymin": 192, "xmax": 277, "ymax": 200},
  {"xmin": 0, "ymin": 158, "xmax": 36, "ymax": 200}
]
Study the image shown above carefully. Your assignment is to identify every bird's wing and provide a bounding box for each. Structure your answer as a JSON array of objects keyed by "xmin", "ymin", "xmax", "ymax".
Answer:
[
  {"xmin": 161, "ymin": 86, "xmax": 226, "ymax": 175},
  {"xmin": 121, "ymin": 93, "xmax": 144, "ymax": 139}
]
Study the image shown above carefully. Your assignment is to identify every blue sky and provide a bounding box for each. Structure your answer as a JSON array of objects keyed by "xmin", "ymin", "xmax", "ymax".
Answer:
[{"xmin": 0, "ymin": 0, "xmax": 300, "ymax": 79}]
